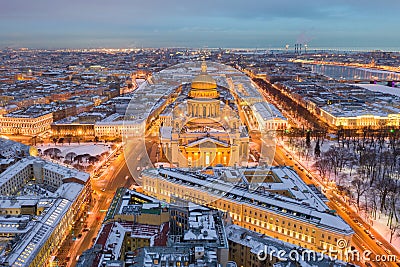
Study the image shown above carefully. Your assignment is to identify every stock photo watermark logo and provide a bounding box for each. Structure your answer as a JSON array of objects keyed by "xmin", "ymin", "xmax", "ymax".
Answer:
[{"xmin": 257, "ymin": 239, "xmax": 397, "ymax": 263}]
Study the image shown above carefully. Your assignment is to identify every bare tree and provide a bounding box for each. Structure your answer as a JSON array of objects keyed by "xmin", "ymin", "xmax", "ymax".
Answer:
[
  {"xmin": 314, "ymin": 157, "xmax": 330, "ymax": 181},
  {"xmin": 324, "ymin": 146, "xmax": 351, "ymax": 179},
  {"xmin": 389, "ymin": 222, "xmax": 400, "ymax": 243},
  {"xmin": 351, "ymin": 178, "xmax": 368, "ymax": 210}
]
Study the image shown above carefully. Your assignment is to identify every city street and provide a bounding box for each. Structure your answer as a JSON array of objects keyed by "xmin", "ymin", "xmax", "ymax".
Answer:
[
  {"xmin": 328, "ymin": 196, "xmax": 399, "ymax": 267},
  {"xmin": 274, "ymin": 144, "xmax": 400, "ymax": 267},
  {"xmin": 251, "ymin": 72, "xmax": 400, "ymax": 266},
  {"xmin": 56, "ymin": 145, "xmax": 138, "ymax": 266}
]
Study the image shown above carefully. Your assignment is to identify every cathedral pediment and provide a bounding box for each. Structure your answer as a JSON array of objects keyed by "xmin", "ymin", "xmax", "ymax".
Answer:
[{"xmin": 186, "ymin": 137, "xmax": 230, "ymax": 148}]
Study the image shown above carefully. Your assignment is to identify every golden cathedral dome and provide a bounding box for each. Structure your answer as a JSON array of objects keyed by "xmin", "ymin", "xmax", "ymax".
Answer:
[{"xmin": 191, "ymin": 61, "xmax": 217, "ymax": 90}]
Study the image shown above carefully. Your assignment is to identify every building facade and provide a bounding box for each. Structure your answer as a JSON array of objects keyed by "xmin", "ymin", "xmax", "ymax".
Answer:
[
  {"xmin": 94, "ymin": 120, "xmax": 145, "ymax": 139},
  {"xmin": 0, "ymin": 112, "xmax": 53, "ymax": 135},
  {"xmin": 160, "ymin": 62, "xmax": 249, "ymax": 168},
  {"xmin": 142, "ymin": 167, "xmax": 354, "ymax": 253}
]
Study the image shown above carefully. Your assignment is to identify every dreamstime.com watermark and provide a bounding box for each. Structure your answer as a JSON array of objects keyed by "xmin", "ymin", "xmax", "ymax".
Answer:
[{"xmin": 257, "ymin": 239, "xmax": 398, "ymax": 263}]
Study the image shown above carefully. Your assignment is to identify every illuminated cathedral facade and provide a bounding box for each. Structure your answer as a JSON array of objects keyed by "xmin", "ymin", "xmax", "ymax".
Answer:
[{"xmin": 159, "ymin": 62, "xmax": 249, "ymax": 168}]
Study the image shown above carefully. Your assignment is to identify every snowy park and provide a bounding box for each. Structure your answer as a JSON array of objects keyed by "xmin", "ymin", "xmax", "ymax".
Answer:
[
  {"xmin": 282, "ymin": 130, "xmax": 400, "ymax": 252},
  {"xmin": 36, "ymin": 142, "xmax": 113, "ymax": 171}
]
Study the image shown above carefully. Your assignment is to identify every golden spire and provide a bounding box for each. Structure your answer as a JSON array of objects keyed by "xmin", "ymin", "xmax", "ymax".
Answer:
[{"xmin": 201, "ymin": 61, "xmax": 207, "ymax": 73}]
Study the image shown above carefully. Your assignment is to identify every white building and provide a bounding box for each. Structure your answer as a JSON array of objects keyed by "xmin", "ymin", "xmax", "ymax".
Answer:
[
  {"xmin": 0, "ymin": 156, "xmax": 91, "ymax": 267},
  {"xmin": 250, "ymin": 102, "xmax": 288, "ymax": 131},
  {"xmin": 94, "ymin": 120, "xmax": 145, "ymax": 138},
  {"xmin": 0, "ymin": 157, "xmax": 89, "ymax": 195}
]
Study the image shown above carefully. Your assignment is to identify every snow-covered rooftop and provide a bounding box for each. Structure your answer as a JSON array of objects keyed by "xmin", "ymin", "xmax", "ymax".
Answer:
[
  {"xmin": 353, "ymin": 83, "xmax": 400, "ymax": 98},
  {"xmin": 5, "ymin": 198, "xmax": 72, "ymax": 266},
  {"xmin": 126, "ymin": 61, "xmax": 285, "ymax": 128},
  {"xmin": 144, "ymin": 167, "xmax": 353, "ymax": 236},
  {"xmin": 226, "ymin": 224, "xmax": 349, "ymax": 267}
]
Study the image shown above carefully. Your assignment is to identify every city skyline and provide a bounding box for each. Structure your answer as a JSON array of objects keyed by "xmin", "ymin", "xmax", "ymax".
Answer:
[
  {"xmin": 1, "ymin": 0, "xmax": 400, "ymax": 50},
  {"xmin": 0, "ymin": 47, "xmax": 400, "ymax": 266}
]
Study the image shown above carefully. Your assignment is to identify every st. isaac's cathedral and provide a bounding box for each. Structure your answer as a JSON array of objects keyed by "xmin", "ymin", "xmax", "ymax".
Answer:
[{"xmin": 159, "ymin": 61, "xmax": 249, "ymax": 168}]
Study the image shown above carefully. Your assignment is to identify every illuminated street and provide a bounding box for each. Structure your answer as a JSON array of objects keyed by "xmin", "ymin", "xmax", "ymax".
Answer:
[{"xmin": 274, "ymin": 145, "xmax": 400, "ymax": 267}]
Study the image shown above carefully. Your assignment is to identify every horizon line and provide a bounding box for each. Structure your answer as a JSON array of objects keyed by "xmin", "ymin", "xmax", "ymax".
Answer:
[{"xmin": 2, "ymin": 46, "xmax": 400, "ymax": 53}]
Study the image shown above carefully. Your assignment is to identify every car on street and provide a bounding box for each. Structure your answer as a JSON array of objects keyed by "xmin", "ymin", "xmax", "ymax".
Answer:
[
  {"xmin": 369, "ymin": 234, "xmax": 375, "ymax": 239},
  {"xmin": 383, "ymin": 247, "xmax": 392, "ymax": 254}
]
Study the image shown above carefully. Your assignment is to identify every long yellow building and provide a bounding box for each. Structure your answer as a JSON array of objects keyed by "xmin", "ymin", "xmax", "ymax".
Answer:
[
  {"xmin": 142, "ymin": 167, "xmax": 354, "ymax": 253},
  {"xmin": 0, "ymin": 112, "xmax": 53, "ymax": 135}
]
